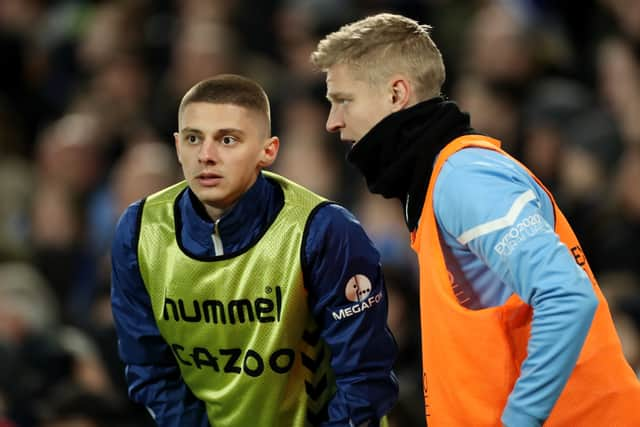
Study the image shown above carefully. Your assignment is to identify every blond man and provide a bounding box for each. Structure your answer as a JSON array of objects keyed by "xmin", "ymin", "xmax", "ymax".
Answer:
[{"xmin": 312, "ymin": 13, "xmax": 640, "ymax": 427}]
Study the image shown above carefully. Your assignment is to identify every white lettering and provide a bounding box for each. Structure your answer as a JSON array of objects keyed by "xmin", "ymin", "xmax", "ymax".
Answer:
[
  {"xmin": 330, "ymin": 291, "xmax": 383, "ymax": 320},
  {"xmin": 494, "ymin": 214, "xmax": 551, "ymax": 256},
  {"xmin": 332, "ymin": 310, "xmax": 347, "ymax": 320}
]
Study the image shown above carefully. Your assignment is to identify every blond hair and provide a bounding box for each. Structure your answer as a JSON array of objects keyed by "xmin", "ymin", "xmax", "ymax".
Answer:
[{"xmin": 311, "ymin": 13, "xmax": 445, "ymax": 100}]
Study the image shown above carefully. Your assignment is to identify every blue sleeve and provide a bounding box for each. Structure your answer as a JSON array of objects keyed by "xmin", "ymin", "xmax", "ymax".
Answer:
[
  {"xmin": 434, "ymin": 149, "xmax": 598, "ymax": 427},
  {"xmin": 304, "ymin": 203, "xmax": 399, "ymax": 427},
  {"xmin": 110, "ymin": 201, "xmax": 209, "ymax": 427}
]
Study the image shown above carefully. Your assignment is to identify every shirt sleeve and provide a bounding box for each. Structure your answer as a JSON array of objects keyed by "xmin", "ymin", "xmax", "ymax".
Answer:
[
  {"xmin": 110, "ymin": 201, "xmax": 209, "ymax": 427},
  {"xmin": 434, "ymin": 148, "xmax": 598, "ymax": 427},
  {"xmin": 303, "ymin": 203, "xmax": 399, "ymax": 427}
]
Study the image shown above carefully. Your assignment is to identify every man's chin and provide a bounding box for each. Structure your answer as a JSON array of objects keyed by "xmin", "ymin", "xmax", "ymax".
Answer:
[{"xmin": 191, "ymin": 186, "xmax": 220, "ymax": 203}]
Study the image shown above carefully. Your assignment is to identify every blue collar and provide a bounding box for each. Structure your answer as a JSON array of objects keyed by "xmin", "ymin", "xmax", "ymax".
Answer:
[{"xmin": 177, "ymin": 173, "xmax": 283, "ymax": 257}]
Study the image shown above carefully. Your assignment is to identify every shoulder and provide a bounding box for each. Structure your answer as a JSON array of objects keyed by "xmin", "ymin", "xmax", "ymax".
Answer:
[
  {"xmin": 305, "ymin": 203, "xmax": 376, "ymax": 256},
  {"xmin": 310, "ymin": 202, "xmax": 360, "ymax": 227},
  {"xmin": 112, "ymin": 199, "xmax": 145, "ymax": 250},
  {"xmin": 434, "ymin": 148, "xmax": 542, "ymax": 236},
  {"xmin": 435, "ymin": 148, "xmax": 531, "ymax": 205},
  {"xmin": 438, "ymin": 147, "xmax": 525, "ymax": 183},
  {"xmin": 307, "ymin": 202, "xmax": 369, "ymax": 240}
]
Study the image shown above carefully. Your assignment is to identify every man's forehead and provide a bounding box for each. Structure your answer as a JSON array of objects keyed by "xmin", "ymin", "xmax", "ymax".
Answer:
[
  {"xmin": 326, "ymin": 63, "xmax": 354, "ymax": 81},
  {"xmin": 328, "ymin": 63, "xmax": 375, "ymax": 88},
  {"xmin": 327, "ymin": 68, "xmax": 360, "ymax": 92},
  {"xmin": 178, "ymin": 102, "xmax": 269, "ymax": 136}
]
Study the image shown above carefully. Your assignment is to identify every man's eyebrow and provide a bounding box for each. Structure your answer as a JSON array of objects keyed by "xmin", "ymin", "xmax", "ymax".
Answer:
[
  {"xmin": 179, "ymin": 127, "xmax": 246, "ymax": 137},
  {"xmin": 180, "ymin": 127, "xmax": 202, "ymax": 134},
  {"xmin": 214, "ymin": 128, "xmax": 246, "ymax": 137},
  {"xmin": 326, "ymin": 92, "xmax": 350, "ymax": 102}
]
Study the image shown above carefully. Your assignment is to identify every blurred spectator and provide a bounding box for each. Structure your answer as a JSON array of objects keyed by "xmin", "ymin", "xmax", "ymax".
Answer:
[
  {"xmin": 383, "ymin": 265, "xmax": 424, "ymax": 427},
  {"xmin": 352, "ymin": 189, "xmax": 416, "ymax": 272},
  {"xmin": 0, "ymin": 262, "xmax": 58, "ymax": 344},
  {"xmin": 599, "ymin": 270, "xmax": 640, "ymax": 376},
  {"xmin": 0, "ymin": 157, "xmax": 34, "ymax": 261},
  {"xmin": 0, "ymin": 261, "xmax": 151, "ymax": 426},
  {"xmin": 556, "ymin": 108, "xmax": 624, "ymax": 273},
  {"xmin": 272, "ymin": 96, "xmax": 345, "ymax": 200},
  {"xmin": 462, "ymin": 2, "xmax": 543, "ymax": 96},
  {"xmin": 35, "ymin": 384, "xmax": 135, "ymax": 427},
  {"xmin": 78, "ymin": 52, "xmax": 152, "ymax": 135},
  {"xmin": 614, "ymin": 297, "xmax": 640, "ymax": 377},
  {"xmin": 0, "ymin": 261, "xmax": 61, "ymax": 426},
  {"xmin": 88, "ymin": 138, "xmax": 181, "ymax": 255},
  {"xmin": 596, "ymin": 35, "xmax": 640, "ymax": 145},
  {"xmin": 519, "ymin": 78, "xmax": 593, "ymax": 190},
  {"xmin": 600, "ymin": 0, "xmax": 640, "ymax": 42},
  {"xmin": 29, "ymin": 112, "xmax": 109, "ymax": 325},
  {"xmin": 147, "ymin": 18, "xmax": 240, "ymax": 139},
  {"xmin": 451, "ymin": 75, "xmax": 521, "ymax": 154},
  {"xmin": 34, "ymin": 112, "xmax": 108, "ymax": 196}
]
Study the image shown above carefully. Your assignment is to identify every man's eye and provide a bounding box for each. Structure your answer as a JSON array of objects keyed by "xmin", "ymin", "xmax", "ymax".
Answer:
[
  {"xmin": 221, "ymin": 135, "xmax": 237, "ymax": 145},
  {"xmin": 187, "ymin": 135, "xmax": 199, "ymax": 144}
]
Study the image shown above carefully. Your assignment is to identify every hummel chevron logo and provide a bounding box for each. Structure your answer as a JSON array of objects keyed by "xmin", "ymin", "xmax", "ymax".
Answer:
[
  {"xmin": 302, "ymin": 328, "xmax": 321, "ymax": 346},
  {"xmin": 301, "ymin": 347, "xmax": 325, "ymax": 373},
  {"xmin": 305, "ymin": 374, "xmax": 328, "ymax": 400}
]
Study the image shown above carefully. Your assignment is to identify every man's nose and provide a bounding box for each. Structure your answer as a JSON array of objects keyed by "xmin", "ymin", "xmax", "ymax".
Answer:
[
  {"xmin": 198, "ymin": 138, "xmax": 218, "ymax": 163},
  {"xmin": 326, "ymin": 106, "xmax": 344, "ymax": 133}
]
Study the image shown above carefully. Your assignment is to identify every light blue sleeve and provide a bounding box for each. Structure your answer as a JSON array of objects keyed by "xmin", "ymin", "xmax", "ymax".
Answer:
[{"xmin": 433, "ymin": 148, "xmax": 598, "ymax": 427}]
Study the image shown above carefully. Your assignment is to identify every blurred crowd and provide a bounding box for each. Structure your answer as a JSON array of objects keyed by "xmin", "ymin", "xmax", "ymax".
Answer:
[{"xmin": 1, "ymin": 0, "xmax": 640, "ymax": 426}]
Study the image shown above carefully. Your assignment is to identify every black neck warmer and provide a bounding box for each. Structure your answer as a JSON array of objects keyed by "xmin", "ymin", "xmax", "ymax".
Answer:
[{"xmin": 347, "ymin": 97, "xmax": 474, "ymax": 231}]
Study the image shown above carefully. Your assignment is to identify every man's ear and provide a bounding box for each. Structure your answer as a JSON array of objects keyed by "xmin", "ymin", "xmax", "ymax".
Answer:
[
  {"xmin": 390, "ymin": 77, "xmax": 411, "ymax": 112},
  {"xmin": 174, "ymin": 132, "xmax": 182, "ymax": 164},
  {"xmin": 258, "ymin": 136, "xmax": 279, "ymax": 168}
]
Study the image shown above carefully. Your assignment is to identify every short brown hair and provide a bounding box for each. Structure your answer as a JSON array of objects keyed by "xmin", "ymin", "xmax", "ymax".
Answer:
[
  {"xmin": 179, "ymin": 74, "xmax": 272, "ymax": 132},
  {"xmin": 311, "ymin": 13, "xmax": 445, "ymax": 100}
]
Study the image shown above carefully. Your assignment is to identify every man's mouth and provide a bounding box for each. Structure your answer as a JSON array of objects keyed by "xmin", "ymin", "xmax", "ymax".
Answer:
[{"xmin": 197, "ymin": 172, "xmax": 222, "ymax": 186}]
